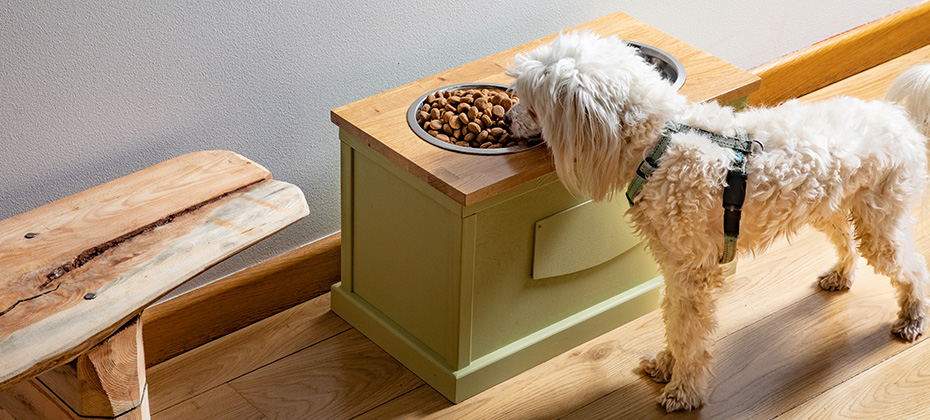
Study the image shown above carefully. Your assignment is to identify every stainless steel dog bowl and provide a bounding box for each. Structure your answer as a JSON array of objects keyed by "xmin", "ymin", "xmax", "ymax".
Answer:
[
  {"xmin": 627, "ymin": 40, "xmax": 686, "ymax": 91},
  {"xmin": 407, "ymin": 83, "xmax": 543, "ymax": 155}
]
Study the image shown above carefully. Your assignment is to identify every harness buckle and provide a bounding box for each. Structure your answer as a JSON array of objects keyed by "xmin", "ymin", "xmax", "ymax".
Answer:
[{"xmin": 636, "ymin": 156, "xmax": 658, "ymax": 179}]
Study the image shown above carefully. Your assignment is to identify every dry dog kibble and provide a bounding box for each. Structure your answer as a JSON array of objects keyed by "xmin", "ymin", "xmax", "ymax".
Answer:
[
  {"xmin": 500, "ymin": 97, "xmax": 513, "ymax": 110},
  {"xmin": 474, "ymin": 97, "xmax": 489, "ymax": 110},
  {"xmin": 416, "ymin": 87, "xmax": 540, "ymax": 150},
  {"xmin": 491, "ymin": 105, "xmax": 505, "ymax": 119},
  {"xmin": 477, "ymin": 130, "xmax": 489, "ymax": 143}
]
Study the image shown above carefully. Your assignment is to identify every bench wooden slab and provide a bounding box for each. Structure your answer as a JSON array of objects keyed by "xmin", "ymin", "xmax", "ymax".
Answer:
[{"xmin": 0, "ymin": 150, "xmax": 309, "ymax": 418}]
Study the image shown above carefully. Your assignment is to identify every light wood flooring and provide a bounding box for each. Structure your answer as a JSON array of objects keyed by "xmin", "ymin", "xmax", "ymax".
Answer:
[{"xmin": 12, "ymin": 45, "xmax": 930, "ymax": 420}]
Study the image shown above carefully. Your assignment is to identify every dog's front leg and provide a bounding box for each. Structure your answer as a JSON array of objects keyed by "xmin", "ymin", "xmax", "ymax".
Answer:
[{"xmin": 645, "ymin": 264, "xmax": 722, "ymax": 412}]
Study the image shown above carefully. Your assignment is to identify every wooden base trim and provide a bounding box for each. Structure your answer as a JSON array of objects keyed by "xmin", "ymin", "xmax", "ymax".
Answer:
[
  {"xmin": 330, "ymin": 276, "xmax": 662, "ymax": 403},
  {"xmin": 748, "ymin": 1, "xmax": 930, "ymax": 107},
  {"xmin": 142, "ymin": 232, "xmax": 341, "ymax": 367}
]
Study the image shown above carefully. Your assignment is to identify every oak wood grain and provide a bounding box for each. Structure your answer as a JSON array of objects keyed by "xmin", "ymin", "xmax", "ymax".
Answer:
[
  {"xmin": 563, "ymin": 265, "xmax": 925, "ymax": 419},
  {"xmin": 142, "ymin": 231, "xmax": 341, "ymax": 367},
  {"xmin": 151, "ymin": 385, "xmax": 266, "ymax": 420},
  {"xmin": 228, "ymin": 329, "xmax": 424, "ymax": 420},
  {"xmin": 0, "ymin": 152, "xmax": 308, "ymax": 389},
  {"xmin": 351, "ymin": 385, "xmax": 448, "ymax": 420},
  {"xmin": 780, "ymin": 333, "xmax": 930, "ymax": 419},
  {"xmin": 0, "ymin": 379, "xmax": 77, "ymax": 420},
  {"xmin": 0, "ymin": 407, "xmax": 14, "ymax": 420},
  {"xmin": 147, "ymin": 293, "xmax": 350, "ymax": 414},
  {"xmin": 748, "ymin": 1, "xmax": 930, "ymax": 106},
  {"xmin": 331, "ymin": 11, "xmax": 760, "ymax": 207},
  {"xmin": 801, "ymin": 43, "xmax": 930, "ymax": 103}
]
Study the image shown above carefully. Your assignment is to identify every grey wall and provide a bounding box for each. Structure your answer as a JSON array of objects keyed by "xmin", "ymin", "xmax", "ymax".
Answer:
[{"xmin": 1, "ymin": 0, "xmax": 922, "ymax": 301}]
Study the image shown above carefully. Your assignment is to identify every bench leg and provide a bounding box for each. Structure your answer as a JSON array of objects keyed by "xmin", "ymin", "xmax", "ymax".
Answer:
[{"xmin": 37, "ymin": 316, "xmax": 150, "ymax": 419}]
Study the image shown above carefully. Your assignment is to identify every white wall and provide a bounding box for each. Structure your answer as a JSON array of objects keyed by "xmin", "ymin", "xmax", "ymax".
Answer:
[{"xmin": 1, "ymin": 0, "xmax": 923, "ymax": 300}]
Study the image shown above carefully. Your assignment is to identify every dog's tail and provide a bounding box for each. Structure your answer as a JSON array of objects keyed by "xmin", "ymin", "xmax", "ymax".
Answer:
[{"xmin": 887, "ymin": 63, "xmax": 930, "ymax": 135}]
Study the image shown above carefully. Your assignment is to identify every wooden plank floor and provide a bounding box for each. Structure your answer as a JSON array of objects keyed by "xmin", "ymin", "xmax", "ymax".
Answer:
[{"xmin": 8, "ymin": 44, "xmax": 927, "ymax": 420}]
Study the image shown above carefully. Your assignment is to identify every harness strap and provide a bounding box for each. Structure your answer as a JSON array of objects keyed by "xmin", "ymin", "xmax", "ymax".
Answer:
[
  {"xmin": 626, "ymin": 123, "xmax": 753, "ymax": 264},
  {"xmin": 720, "ymin": 131, "xmax": 749, "ymax": 264},
  {"xmin": 626, "ymin": 130, "xmax": 673, "ymax": 207}
]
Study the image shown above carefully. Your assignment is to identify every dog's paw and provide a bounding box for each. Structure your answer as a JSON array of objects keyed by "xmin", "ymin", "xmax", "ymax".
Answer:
[
  {"xmin": 818, "ymin": 269, "xmax": 853, "ymax": 291},
  {"xmin": 640, "ymin": 350, "xmax": 674, "ymax": 383},
  {"xmin": 658, "ymin": 384, "xmax": 704, "ymax": 412},
  {"xmin": 892, "ymin": 315, "xmax": 926, "ymax": 341}
]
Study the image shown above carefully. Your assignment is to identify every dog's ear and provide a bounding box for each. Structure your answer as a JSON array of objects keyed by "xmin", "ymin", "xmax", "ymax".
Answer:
[{"xmin": 546, "ymin": 64, "xmax": 632, "ymax": 202}]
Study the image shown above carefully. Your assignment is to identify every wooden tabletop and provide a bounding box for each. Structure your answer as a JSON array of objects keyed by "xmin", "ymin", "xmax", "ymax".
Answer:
[
  {"xmin": 331, "ymin": 11, "xmax": 761, "ymax": 207},
  {"xmin": 0, "ymin": 151, "xmax": 309, "ymax": 389}
]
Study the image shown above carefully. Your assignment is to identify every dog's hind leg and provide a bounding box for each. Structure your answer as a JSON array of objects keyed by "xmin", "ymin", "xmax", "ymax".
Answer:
[
  {"xmin": 648, "ymin": 262, "xmax": 723, "ymax": 412},
  {"xmin": 854, "ymin": 203, "xmax": 930, "ymax": 341},
  {"xmin": 812, "ymin": 213, "xmax": 858, "ymax": 291}
]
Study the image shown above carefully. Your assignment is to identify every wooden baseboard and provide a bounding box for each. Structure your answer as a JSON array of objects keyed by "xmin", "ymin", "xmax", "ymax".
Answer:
[
  {"xmin": 748, "ymin": 1, "xmax": 930, "ymax": 107},
  {"xmin": 142, "ymin": 232, "xmax": 341, "ymax": 367}
]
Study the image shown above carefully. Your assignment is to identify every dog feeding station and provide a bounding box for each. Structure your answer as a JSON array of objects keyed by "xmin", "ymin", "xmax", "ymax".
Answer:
[{"xmin": 331, "ymin": 12, "xmax": 760, "ymax": 403}]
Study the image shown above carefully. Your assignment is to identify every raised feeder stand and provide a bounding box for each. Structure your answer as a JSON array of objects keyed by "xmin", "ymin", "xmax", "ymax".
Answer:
[{"xmin": 331, "ymin": 12, "xmax": 760, "ymax": 403}]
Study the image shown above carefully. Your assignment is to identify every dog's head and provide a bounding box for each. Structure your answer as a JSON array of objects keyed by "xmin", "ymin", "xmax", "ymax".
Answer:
[{"xmin": 506, "ymin": 31, "xmax": 684, "ymax": 201}]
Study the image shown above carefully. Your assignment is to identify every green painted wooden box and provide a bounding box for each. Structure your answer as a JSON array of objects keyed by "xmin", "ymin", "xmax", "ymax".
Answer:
[
  {"xmin": 330, "ymin": 12, "xmax": 760, "ymax": 403},
  {"xmin": 334, "ymin": 129, "xmax": 663, "ymax": 403}
]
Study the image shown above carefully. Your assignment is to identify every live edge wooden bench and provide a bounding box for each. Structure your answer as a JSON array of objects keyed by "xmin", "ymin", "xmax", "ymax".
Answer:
[{"xmin": 0, "ymin": 151, "xmax": 309, "ymax": 419}]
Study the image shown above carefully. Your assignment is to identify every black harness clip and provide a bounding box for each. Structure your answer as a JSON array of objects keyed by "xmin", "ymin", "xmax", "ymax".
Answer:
[{"xmin": 722, "ymin": 170, "xmax": 747, "ymax": 236}]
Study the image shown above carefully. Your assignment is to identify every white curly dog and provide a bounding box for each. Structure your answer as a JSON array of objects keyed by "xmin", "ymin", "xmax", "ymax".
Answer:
[{"xmin": 505, "ymin": 31, "xmax": 930, "ymax": 412}]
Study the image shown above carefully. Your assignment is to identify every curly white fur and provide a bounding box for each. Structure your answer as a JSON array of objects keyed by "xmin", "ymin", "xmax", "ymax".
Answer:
[{"xmin": 506, "ymin": 31, "xmax": 930, "ymax": 412}]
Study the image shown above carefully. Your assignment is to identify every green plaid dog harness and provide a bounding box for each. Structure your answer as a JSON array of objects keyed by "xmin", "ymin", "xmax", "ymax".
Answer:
[{"xmin": 626, "ymin": 121, "xmax": 754, "ymax": 264}]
